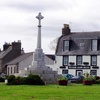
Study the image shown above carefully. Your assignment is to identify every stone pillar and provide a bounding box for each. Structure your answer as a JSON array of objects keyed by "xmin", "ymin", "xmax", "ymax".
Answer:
[
  {"xmin": 36, "ymin": 12, "xmax": 44, "ymax": 48},
  {"xmin": 31, "ymin": 12, "xmax": 45, "ymax": 69}
]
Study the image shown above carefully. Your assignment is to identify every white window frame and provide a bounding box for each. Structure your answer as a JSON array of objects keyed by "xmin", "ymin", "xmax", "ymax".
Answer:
[
  {"xmin": 92, "ymin": 40, "xmax": 97, "ymax": 51},
  {"xmin": 90, "ymin": 70, "xmax": 97, "ymax": 76},
  {"xmin": 63, "ymin": 40, "xmax": 69, "ymax": 51},
  {"xmin": 62, "ymin": 69, "xmax": 68, "ymax": 74},
  {"xmin": 63, "ymin": 56, "xmax": 69, "ymax": 66},
  {"xmin": 91, "ymin": 56, "xmax": 97, "ymax": 66},
  {"xmin": 76, "ymin": 56, "xmax": 82, "ymax": 65}
]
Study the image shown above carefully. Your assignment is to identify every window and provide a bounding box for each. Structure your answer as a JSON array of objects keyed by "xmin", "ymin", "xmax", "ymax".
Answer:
[
  {"xmin": 17, "ymin": 66, "xmax": 19, "ymax": 73},
  {"xmin": 76, "ymin": 56, "xmax": 82, "ymax": 65},
  {"xmin": 7, "ymin": 67, "xmax": 9, "ymax": 75},
  {"xmin": 14, "ymin": 67, "xmax": 16, "ymax": 73},
  {"xmin": 62, "ymin": 70, "xmax": 68, "ymax": 74},
  {"xmin": 90, "ymin": 70, "xmax": 97, "ymax": 76},
  {"xmin": 63, "ymin": 40, "xmax": 69, "ymax": 51},
  {"xmin": 91, "ymin": 56, "xmax": 97, "ymax": 66},
  {"xmin": 11, "ymin": 67, "xmax": 12, "ymax": 74},
  {"xmin": 80, "ymin": 43, "xmax": 85, "ymax": 47},
  {"xmin": 92, "ymin": 40, "xmax": 97, "ymax": 51},
  {"xmin": 63, "ymin": 56, "xmax": 69, "ymax": 65}
]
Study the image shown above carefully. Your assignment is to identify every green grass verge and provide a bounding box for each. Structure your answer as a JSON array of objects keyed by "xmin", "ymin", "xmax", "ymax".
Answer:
[{"xmin": 0, "ymin": 83, "xmax": 100, "ymax": 100}]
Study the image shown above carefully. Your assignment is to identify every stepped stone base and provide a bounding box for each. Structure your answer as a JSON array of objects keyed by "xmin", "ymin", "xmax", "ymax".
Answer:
[{"xmin": 15, "ymin": 66, "xmax": 58, "ymax": 84}]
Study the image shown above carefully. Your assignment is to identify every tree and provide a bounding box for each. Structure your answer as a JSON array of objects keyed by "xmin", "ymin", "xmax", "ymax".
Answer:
[{"xmin": 49, "ymin": 38, "xmax": 58, "ymax": 51}]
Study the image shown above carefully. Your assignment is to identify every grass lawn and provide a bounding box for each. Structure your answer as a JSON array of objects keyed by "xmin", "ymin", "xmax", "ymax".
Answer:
[{"xmin": 0, "ymin": 83, "xmax": 100, "ymax": 100}]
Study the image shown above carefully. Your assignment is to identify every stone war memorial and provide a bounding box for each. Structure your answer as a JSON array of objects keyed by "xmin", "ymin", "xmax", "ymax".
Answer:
[{"xmin": 15, "ymin": 13, "xmax": 58, "ymax": 84}]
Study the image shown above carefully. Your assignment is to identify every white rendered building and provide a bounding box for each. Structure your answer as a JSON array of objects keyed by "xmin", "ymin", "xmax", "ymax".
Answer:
[{"xmin": 55, "ymin": 24, "xmax": 100, "ymax": 76}]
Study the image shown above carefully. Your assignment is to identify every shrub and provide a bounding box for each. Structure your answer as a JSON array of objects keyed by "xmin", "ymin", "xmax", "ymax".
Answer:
[
  {"xmin": 83, "ymin": 72, "xmax": 93, "ymax": 81},
  {"xmin": 7, "ymin": 75, "xmax": 16, "ymax": 85},
  {"xmin": 95, "ymin": 79, "xmax": 100, "ymax": 84},
  {"xmin": 0, "ymin": 77, "xmax": 4, "ymax": 82},
  {"xmin": 15, "ymin": 76, "xmax": 23, "ymax": 85},
  {"xmin": 57, "ymin": 76, "xmax": 68, "ymax": 81},
  {"xmin": 95, "ymin": 76, "xmax": 100, "ymax": 80},
  {"xmin": 23, "ymin": 74, "xmax": 45, "ymax": 85},
  {"xmin": 7, "ymin": 74, "xmax": 45, "ymax": 85}
]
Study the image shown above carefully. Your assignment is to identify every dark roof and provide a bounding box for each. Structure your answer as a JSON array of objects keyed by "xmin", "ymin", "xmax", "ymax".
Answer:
[
  {"xmin": 6, "ymin": 52, "xmax": 33, "ymax": 65},
  {"xmin": 46, "ymin": 54, "xmax": 55, "ymax": 61},
  {"xmin": 56, "ymin": 31, "xmax": 100, "ymax": 55},
  {"xmin": 0, "ymin": 46, "xmax": 12, "ymax": 59}
]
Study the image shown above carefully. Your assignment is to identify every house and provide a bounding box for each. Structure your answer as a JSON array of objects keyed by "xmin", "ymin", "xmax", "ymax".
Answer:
[
  {"xmin": 5, "ymin": 52, "xmax": 55, "ymax": 76},
  {"xmin": 0, "ymin": 41, "xmax": 22, "ymax": 74},
  {"xmin": 55, "ymin": 24, "xmax": 100, "ymax": 76}
]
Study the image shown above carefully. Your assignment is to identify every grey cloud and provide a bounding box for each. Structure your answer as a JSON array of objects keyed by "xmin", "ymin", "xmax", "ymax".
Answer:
[
  {"xmin": 2, "ymin": 0, "xmax": 77, "ymax": 12},
  {"xmin": 1, "ymin": 0, "xmax": 100, "ymax": 53}
]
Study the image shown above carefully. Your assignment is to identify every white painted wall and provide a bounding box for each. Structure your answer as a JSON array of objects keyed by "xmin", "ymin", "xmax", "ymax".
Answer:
[
  {"xmin": 83, "ymin": 56, "xmax": 90, "ymax": 65},
  {"xmin": 69, "ymin": 56, "xmax": 76, "ymax": 65},
  {"xmin": 19, "ymin": 55, "xmax": 33, "ymax": 70},
  {"xmin": 69, "ymin": 69, "xmax": 75, "ymax": 75},
  {"xmin": 55, "ymin": 56, "xmax": 63, "ymax": 74},
  {"xmin": 97, "ymin": 55, "xmax": 100, "ymax": 76},
  {"xmin": 55, "ymin": 55, "xmax": 100, "ymax": 76},
  {"xmin": 55, "ymin": 56, "xmax": 62, "ymax": 68},
  {"xmin": 97, "ymin": 56, "xmax": 100, "ymax": 66}
]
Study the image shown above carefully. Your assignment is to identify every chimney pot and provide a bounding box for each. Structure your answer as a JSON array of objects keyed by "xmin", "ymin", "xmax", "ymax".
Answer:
[{"xmin": 62, "ymin": 24, "xmax": 70, "ymax": 35}]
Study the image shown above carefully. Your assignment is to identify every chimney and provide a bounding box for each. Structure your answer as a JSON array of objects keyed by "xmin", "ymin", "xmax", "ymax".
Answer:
[
  {"xmin": 3, "ymin": 42, "xmax": 11, "ymax": 51},
  {"xmin": 62, "ymin": 24, "xmax": 70, "ymax": 35},
  {"xmin": 12, "ymin": 40, "xmax": 21, "ymax": 49}
]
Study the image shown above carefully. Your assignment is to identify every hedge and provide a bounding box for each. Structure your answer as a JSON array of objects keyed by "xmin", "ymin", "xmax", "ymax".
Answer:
[{"xmin": 7, "ymin": 74, "xmax": 45, "ymax": 85}]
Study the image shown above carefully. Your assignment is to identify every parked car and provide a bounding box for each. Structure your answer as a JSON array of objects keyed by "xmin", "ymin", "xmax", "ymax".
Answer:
[{"xmin": 62, "ymin": 74, "xmax": 83, "ymax": 83}]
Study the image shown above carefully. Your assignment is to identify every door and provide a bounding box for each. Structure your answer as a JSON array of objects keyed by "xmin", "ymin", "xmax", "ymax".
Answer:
[{"xmin": 76, "ymin": 70, "xmax": 83, "ymax": 76}]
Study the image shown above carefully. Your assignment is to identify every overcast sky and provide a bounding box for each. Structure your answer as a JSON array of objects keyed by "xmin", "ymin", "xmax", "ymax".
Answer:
[{"xmin": 0, "ymin": 0, "xmax": 100, "ymax": 54}]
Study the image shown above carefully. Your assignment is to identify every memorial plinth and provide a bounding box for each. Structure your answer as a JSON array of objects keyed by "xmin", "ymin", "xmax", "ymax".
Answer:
[{"xmin": 15, "ymin": 13, "xmax": 57, "ymax": 84}]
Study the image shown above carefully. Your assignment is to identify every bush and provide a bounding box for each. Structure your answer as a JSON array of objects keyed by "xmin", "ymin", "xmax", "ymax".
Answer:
[
  {"xmin": 7, "ymin": 74, "xmax": 45, "ymax": 85},
  {"xmin": 95, "ymin": 76, "xmax": 100, "ymax": 80},
  {"xmin": 0, "ymin": 77, "xmax": 4, "ymax": 82},
  {"xmin": 15, "ymin": 76, "xmax": 23, "ymax": 85},
  {"xmin": 7, "ymin": 75, "xmax": 16, "ymax": 85},
  {"xmin": 95, "ymin": 79, "xmax": 100, "ymax": 84},
  {"xmin": 23, "ymin": 74, "xmax": 45, "ymax": 85}
]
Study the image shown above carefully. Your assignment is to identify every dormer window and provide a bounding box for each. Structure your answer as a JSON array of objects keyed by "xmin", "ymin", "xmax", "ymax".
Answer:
[
  {"xmin": 63, "ymin": 40, "xmax": 69, "ymax": 51},
  {"xmin": 92, "ymin": 40, "xmax": 97, "ymax": 51}
]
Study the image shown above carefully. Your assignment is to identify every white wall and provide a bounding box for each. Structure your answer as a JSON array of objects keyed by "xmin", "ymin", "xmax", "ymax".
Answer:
[
  {"xmin": 19, "ymin": 55, "xmax": 33, "ymax": 70},
  {"xmin": 55, "ymin": 56, "xmax": 62, "ymax": 67},
  {"xmin": 55, "ymin": 56, "xmax": 63, "ymax": 74},
  {"xmin": 69, "ymin": 69, "xmax": 75, "ymax": 75},
  {"xmin": 83, "ymin": 56, "xmax": 90, "ymax": 65},
  {"xmin": 97, "ymin": 56, "xmax": 100, "ymax": 66},
  {"xmin": 97, "ymin": 55, "xmax": 100, "ymax": 76},
  {"xmin": 69, "ymin": 56, "xmax": 76, "ymax": 65},
  {"xmin": 55, "ymin": 55, "xmax": 100, "ymax": 76}
]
